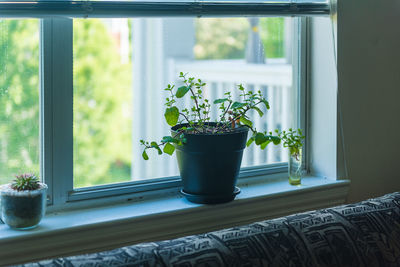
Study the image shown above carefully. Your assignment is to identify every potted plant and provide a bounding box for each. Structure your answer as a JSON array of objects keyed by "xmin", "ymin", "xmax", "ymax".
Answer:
[
  {"xmin": 0, "ymin": 173, "xmax": 47, "ymax": 229},
  {"xmin": 140, "ymin": 73, "xmax": 281, "ymax": 204},
  {"xmin": 279, "ymin": 129, "xmax": 305, "ymax": 185}
]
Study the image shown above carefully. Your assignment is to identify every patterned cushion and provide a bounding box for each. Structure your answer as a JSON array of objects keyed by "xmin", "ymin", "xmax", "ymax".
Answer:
[{"xmin": 20, "ymin": 192, "xmax": 400, "ymax": 267}]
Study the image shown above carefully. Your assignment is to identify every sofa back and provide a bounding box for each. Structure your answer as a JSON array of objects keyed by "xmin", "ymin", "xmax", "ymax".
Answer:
[{"xmin": 21, "ymin": 192, "xmax": 400, "ymax": 266}]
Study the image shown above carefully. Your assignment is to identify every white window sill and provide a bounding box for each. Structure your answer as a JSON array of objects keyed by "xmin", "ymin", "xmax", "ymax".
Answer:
[{"xmin": 0, "ymin": 175, "xmax": 350, "ymax": 266}]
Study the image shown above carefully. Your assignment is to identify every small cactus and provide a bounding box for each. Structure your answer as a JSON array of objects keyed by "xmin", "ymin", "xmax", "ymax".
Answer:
[{"xmin": 11, "ymin": 173, "xmax": 40, "ymax": 191}]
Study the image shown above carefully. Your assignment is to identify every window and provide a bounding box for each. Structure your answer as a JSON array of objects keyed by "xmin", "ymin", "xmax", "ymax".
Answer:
[
  {"xmin": 0, "ymin": 1, "xmax": 330, "ymax": 208},
  {"xmin": 0, "ymin": 19, "xmax": 40, "ymax": 185}
]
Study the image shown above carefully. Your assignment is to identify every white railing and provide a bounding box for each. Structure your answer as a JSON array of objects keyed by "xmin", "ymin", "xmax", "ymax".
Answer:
[{"xmin": 132, "ymin": 59, "xmax": 292, "ymax": 180}]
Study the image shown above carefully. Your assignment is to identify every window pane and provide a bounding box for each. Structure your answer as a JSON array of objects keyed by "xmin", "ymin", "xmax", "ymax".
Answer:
[
  {"xmin": 73, "ymin": 19, "xmax": 132, "ymax": 188},
  {"xmin": 0, "ymin": 19, "xmax": 40, "ymax": 185},
  {"xmin": 73, "ymin": 17, "xmax": 297, "ymax": 188}
]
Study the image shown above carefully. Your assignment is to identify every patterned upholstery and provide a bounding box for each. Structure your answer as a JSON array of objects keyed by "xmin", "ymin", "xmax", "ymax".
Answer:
[{"xmin": 20, "ymin": 192, "xmax": 400, "ymax": 267}]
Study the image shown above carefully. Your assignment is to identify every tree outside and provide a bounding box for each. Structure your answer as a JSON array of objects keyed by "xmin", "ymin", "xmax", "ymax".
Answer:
[
  {"xmin": 194, "ymin": 17, "xmax": 285, "ymax": 60},
  {"xmin": 73, "ymin": 19, "xmax": 132, "ymax": 188},
  {"xmin": 0, "ymin": 20, "xmax": 40, "ymax": 185},
  {"xmin": 259, "ymin": 18, "xmax": 285, "ymax": 58}
]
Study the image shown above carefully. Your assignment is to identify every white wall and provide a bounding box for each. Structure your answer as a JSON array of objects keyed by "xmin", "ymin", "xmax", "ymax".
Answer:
[{"xmin": 338, "ymin": 0, "xmax": 400, "ymax": 202}]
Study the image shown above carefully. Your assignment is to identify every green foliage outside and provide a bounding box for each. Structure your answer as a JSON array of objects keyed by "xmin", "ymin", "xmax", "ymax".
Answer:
[
  {"xmin": 194, "ymin": 18, "xmax": 248, "ymax": 60},
  {"xmin": 194, "ymin": 17, "xmax": 285, "ymax": 60},
  {"xmin": 73, "ymin": 19, "xmax": 132, "ymax": 188},
  {"xmin": 259, "ymin": 18, "xmax": 285, "ymax": 58},
  {"xmin": 0, "ymin": 20, "xmax": 40, "ymax": 185}
]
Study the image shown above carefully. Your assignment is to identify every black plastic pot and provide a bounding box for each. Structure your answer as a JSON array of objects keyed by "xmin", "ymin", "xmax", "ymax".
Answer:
[{"xmin": 171, "ymin": 123, "xmax": 249, "ymax": 204}]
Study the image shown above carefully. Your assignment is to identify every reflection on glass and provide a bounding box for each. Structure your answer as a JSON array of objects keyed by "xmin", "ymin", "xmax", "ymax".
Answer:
[
  {"xmin": 0, "ymin": 19, "xmax": 40, "ymax": 185},
  {"xmin": 73, "ymin": 17, "xmax": 295, "ymax": 188}
]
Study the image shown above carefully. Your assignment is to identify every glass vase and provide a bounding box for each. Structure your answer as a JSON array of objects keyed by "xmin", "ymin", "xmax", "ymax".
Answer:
[
  {"xmin": 0, "ymin": 183, "xmax": 47, "ymax": 230},
  {"xmin": 288, "ymin": 148, "xmax": 302, "ymax": 185}
]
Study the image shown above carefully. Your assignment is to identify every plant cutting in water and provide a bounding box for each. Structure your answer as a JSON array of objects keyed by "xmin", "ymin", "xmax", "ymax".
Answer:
[
  {"xmin": 279, "ymin": 128, "xmax": 305, "ymax": 185},
  {"xmin": 140, "ymin": 72, "xmax": 283, "ymax": 159},
  {"xmin": 279, "ymin": 128, "xmax": 305, "ymax": 160}
]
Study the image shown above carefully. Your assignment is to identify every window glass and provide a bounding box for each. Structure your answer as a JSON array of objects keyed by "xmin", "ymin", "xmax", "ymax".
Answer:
[
  {"xmin": 73, "ymin": 17, "xmax": 296, "ymax": 188},
  {"xmin": 0, "ymin": 19, "xmax": 40, "ymax": 185},
  {"xmin": 73, "ymin": 19, "xmax": 133, "ymax": 188}
]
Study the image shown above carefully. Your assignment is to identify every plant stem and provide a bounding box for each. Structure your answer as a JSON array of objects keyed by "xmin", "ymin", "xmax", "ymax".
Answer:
[
  {"xmin": 179, "ymin": 112, "xmax": 191, "ymax": 125},
  {"xmin": 220, "ymin": 100, "xmax": 232, "ymax": 121},
  {"xmin": 143, "ymin": 129, "xmax": 186, "ymax": 150},
  {"xmin": 185, "ymin": 81, "xmax": 202, "ymax": 123}
]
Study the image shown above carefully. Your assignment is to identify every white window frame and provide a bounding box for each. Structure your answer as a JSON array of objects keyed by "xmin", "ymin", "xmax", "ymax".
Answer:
[
  {"xmin": 40, "ymin": 19, "xmax": 74, "ymax": 207},
  {"xmin": 0, "ymin": 0, "xmax": 329, "ymax": 209}
]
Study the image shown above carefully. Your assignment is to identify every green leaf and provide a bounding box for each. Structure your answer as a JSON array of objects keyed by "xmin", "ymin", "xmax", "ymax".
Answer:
[
  {"xmin": 255, "ymin": 132, "xmax": 267, "ymax": 145},
  {"xmin": 162, "ymin": 136, "xmax": 179, "ymax": 143},
  {"xmin": 261, "ymin": 99, "xmax": 270, "ymax": 110},
  {"xmin": 213, "ymin": 98, "xmax": 229, "ymax": 104},
  {"xmin": 260, "ymin": 140, "xmax": 271, "ymax": 150},
  {"xmin": 252, "ymin": 106, "xmax": 264, "ymax": 117},
  {"xmin": 176, "ymin": 86, "xmax": 190, "ymax": 98},
  {"xmin": 163, "ymin": 143, "xmax": 176, "ymax": 155},
  {"xmin": 142, "ymin": 150, "xmax": 149, "ymax": 160},
  {"xmin": 151, "ymin": 142, "xmax": 163, "ymax": 155},
  {"xmin": 164, "ymin": 106, "xmax": 179, "ymax": 126},
  {"xmin": 240, "ymin": 116, "xmax": 253, "ymax": 128},
  {"xmin": 271, "ymin": 136, "xmax": 281, "ymax": 145},
  {"xmin": 246, "ymin": 137, "xmax": 254, "ymax": 147},
  {"xmin": 231, "ymin": 101, "xmax": 246, "ymax": 109}
]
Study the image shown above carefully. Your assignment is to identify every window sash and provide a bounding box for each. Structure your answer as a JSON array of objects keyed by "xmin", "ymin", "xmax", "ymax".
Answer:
[
  {"xmin": 40, "ymin": 18, "xmax": 73, "ymax": 206},
  {"xmin": 0, "ymin": 1, "xmax": 330, "ymax": 18}
]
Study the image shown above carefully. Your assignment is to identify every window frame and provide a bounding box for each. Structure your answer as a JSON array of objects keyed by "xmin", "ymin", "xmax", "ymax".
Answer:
[
  {"xmin": 40, "ymin": 18, "xmax": 74, "ymax": 206},
  {"xmin": 39, "ymin": 16, "xmax": 308, "ymax": 209}
]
